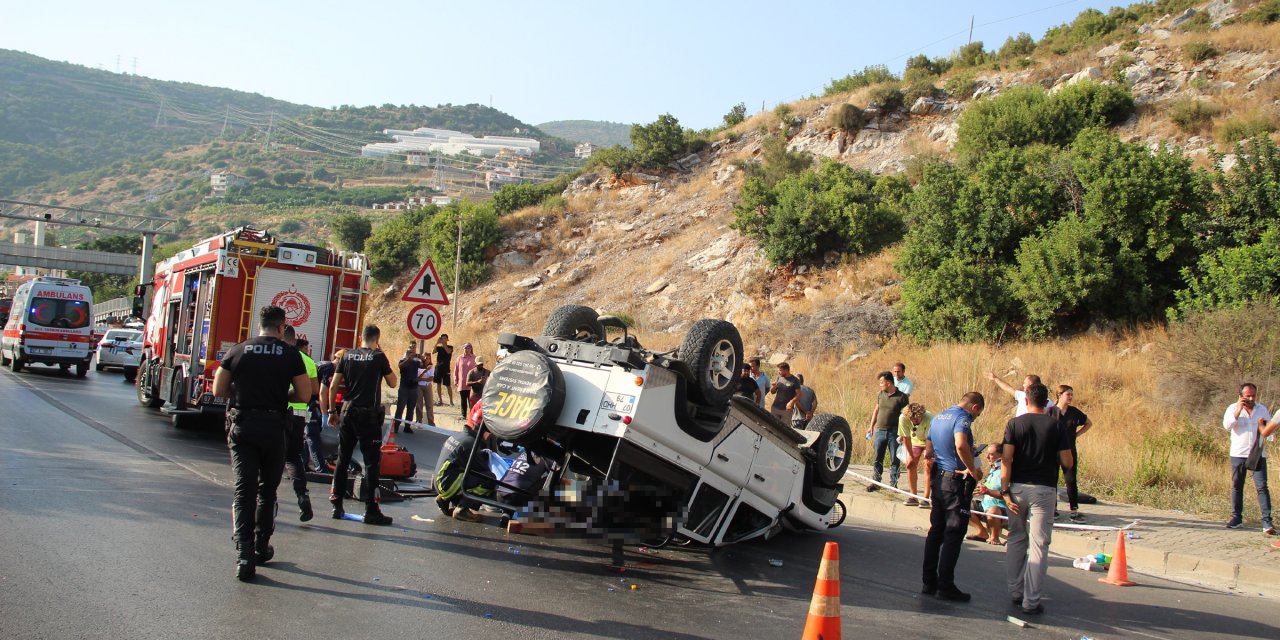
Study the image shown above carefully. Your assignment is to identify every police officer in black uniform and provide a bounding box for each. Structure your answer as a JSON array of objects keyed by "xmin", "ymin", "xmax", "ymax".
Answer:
[
  {"xmin": 327, "ymin": 324, "xmax": 397, "ymax": 526},
  {"xmin": 213, "ymin": 305, "xmax": 310, "ymax": 582}
]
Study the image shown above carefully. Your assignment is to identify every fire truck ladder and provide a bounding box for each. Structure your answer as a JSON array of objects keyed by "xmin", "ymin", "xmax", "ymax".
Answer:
[
  {"xmin": 237, "ymin": 260, "xmax": 259, "ymax": 342},
  {"xmin": 330, "ymin": 254, "xmax": 367, "ymax": 354}
]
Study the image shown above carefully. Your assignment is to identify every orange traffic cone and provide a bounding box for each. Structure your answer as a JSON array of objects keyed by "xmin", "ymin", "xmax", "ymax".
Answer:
[
  {"xmin": 802, "ymin": 541, "xmax": 841, "ymax": 640},
  {"xmin": 1099, "ymin": 530, "xmax": 1136, "ymax": 586}
]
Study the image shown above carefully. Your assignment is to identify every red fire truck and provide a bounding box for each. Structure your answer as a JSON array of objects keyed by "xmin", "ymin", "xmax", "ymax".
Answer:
[{"xmin": 135, "ymin": 226, "xmax": 370, "ymax": 427}]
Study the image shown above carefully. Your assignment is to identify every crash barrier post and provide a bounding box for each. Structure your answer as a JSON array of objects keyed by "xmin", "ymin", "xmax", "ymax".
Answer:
[
  {"xmin": 1099, "ymin": 530, "xmax": 1137, "ymax": 587},
  {"xmin": 802, "ymin": 541, "xmax": 841, "ymax": 640}
]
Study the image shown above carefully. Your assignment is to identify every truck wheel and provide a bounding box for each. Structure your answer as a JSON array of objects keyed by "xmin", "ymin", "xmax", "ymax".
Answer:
[
  {"xmin": 542, "ymin": 304, "xmax": 604, "ymax": 342},
  {"xmin": 136, "ymin": 362, "xmax": 163, "ymax": 408},
  {"xmin": 75, "ymin": 362, "xmax": 88, "ymax": 378},
  {"xmin": 1, "ymin": 350, "xmax": 10, "ymax": 366},
  {"xmin": 481, "ymin": 349, "xmax": 565, "ymax": 444},
  {"xmin": 9, "ymin": 355, "xmax": 22, "ymax": 373},
  {"xmin": 809, "ymin": 414, "xmax": 852, "ymax": 485},
  {"xmin": 169, "ymin": 372, "xmax": 188, "ymax": 411},
  {"xmin": 95, "ymin": 359, "xmax": 104, "ymax": 372},
  {"xmin": 679, "ymin": 319, "xmax": 743, "ymax": 408}
]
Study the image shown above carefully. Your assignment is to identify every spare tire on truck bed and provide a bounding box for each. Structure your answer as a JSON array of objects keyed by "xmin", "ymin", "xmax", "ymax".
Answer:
[{"xmin": 481, "ymin": 349, "xmax": 566, "ymax": 444}]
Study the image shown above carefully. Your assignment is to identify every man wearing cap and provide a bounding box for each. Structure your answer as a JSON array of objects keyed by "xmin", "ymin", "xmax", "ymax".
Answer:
[
  {"xmin": 454, "ymin": 342, "xmax": 477, "ymax": 418},
  {"xmin": 465, "ymin": 356, "xmax": 490, "ymax": 410}
]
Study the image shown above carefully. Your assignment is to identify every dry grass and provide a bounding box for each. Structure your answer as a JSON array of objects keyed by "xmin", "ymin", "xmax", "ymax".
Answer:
[
  {"xmin": 1168, "ymin": 20, "xmax": 1280, "ymax": 54},
  {"xmin": 1024, "ymin": 48, "xmax": 1096, "ymax": 86},
  {"xmin": 779, "ymin": 325, "xmax": 1237, "ymax": 519}
]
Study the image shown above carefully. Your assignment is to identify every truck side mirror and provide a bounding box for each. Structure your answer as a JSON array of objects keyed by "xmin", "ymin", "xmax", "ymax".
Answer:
[
  {"xmin": 134, "ymin": 284, "xmax": 147, "ymax": 297},
  {"xmin": 132, "ymin": 296, "xmax": 144, "ymax": 319}
]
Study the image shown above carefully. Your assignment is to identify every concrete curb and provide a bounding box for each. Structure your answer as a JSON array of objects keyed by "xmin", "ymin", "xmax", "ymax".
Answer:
[{"xmin": 839, "ymin": 486, "xmax": 1280, "ymax": 597}]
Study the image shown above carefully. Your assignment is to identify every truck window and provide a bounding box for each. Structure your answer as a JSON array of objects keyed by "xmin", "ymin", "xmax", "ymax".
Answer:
[{"xmin": 28, "ymin": 297, "xmax": 90, "ymax": 329}]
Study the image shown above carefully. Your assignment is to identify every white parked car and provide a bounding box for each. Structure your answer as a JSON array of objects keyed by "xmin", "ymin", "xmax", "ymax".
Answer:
[
  {"xmin": 96, "ymin": 328, "xmax": 143, "ymax": 380},
  {"xmin": 468, "ymin": 305, "xmax": 850, "ymax": 547}
]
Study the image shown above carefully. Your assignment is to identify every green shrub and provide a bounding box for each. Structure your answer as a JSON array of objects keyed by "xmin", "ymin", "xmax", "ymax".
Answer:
[
  {"xmin": 723, "ymin": 102, "xmax": 747, "ymax": 128},
  {"xmin": 243, "ymin": 167, "xmax": 267, "ymax": 180},
  {"xmin": 422, "ymin": 200, "xmax": 502, "ymax": 290},
  {"xmin": 866, "ymin": 84, "xmax": 904, "ymax": 111},
  {"xmin": 773, "ymin": 104, "xmax": 795, "ymax": 127},
  {"xmin": 492, "ymin": 174, "xmax": 571, "ymax": 215},
  {"xmin": 364, "ymin": 213, "xmax": 424, "ymax": 282},
  {"xmin": 1240, "ymin": 0, "xmax": 1280, "ymax": 24},
  {"xmin": 904, "ymin": 54, "xmax": 951, "ymax": 78},
  {"xmin": 1161, "ymin": 301, "xmax": 1280, "ymax": 411},
  {"xmin": 829, "ymin": 104, "xmax": 865, "ymax": 132},
  {"xmin": 954, "ymin": 82, "xmax": 1133, "ymax": 166},
  {"xmin": 742, "ymin": 135, "xmax": 812, "ymax": 187},
  {"xmin": 630, "ymin": 113, "xmax": 687, "ymax": 169},
  {"xmin": 1183, "ymin": 41, "xmax": 1219, "ymax": 63},
  {"xmin": 1178, "ymin": 11, "xmax": 1211, "ymax": 32},
  {"xmin": 944, "ymin": 72, "xmax": 978, "ymax": 99},
  {"xmin": 1109, "ymin": 53, "xmax": 1135, "ymax": 83},
  {"xmin": 1218, "ymin": 114, "xmax": 1279, "ymax": 143},
  {"xmin": 1175, "ymin": 227, "xmax": 1280, "ymax": 315},
  {"xmin": 903, "ymin": 79, "xmax": 940, "ymax": 106},
  {"xmin": 953, "ymin": 41, "xmax": 987, "ymax": 68},
  {"xmin": 824, "ymin": 65, "xmax": 899, "ymax": 96},
  {"xmin": 1168, "ymin": 98, "xmax": 1220, "ymax": 132},
  {"xmin": 277, "ymin": 219, "xmax": 302, "ymax": 234},
  {"xmin": 332, "ymin": 212, "xmax": 373, "ymax": 252},
  {"xmin": 733, "ymin": 159, "xmax": 905, "ymax": 265},
  {"xmin": 998, "ymin": 33, "xmax": 1036, "ymax": 59}
]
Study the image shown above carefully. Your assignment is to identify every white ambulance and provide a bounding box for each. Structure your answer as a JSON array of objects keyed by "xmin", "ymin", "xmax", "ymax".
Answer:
[{"xmin": 1, "ymin": 277, "xmax": 97, "ymax": 377}]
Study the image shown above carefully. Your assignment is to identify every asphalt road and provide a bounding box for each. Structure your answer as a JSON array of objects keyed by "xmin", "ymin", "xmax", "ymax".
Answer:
[{"xmin": 2, "ymin": 366, "xmax": 1279, "ymax": 639}]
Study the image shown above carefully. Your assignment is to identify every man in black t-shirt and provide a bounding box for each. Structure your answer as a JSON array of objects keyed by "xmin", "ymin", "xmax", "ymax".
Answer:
[
  {"xmin": 999, "ymin": 383, "xmax": 1074, "ymax": 615},
  {"xmin": 213, "ymin": 305, "xmax": 310, "ymax": 582},
  {"xmin": 393, "ymin": 347, "xmax": 421, "ymax": 435},
  {"xmin": 465, "ymin": 356, "xmax": 490, "ymax": 410},
  {"xmin": 735, "ymin": 364, "xmax": 762, "ymax": 405},
  {"xmin": 327, "ymin": 325, "xmax": 397, "ymax": 526},
  {"xmin": 433, "ymin": 334, "xmax": 455, "ymax": 407}
]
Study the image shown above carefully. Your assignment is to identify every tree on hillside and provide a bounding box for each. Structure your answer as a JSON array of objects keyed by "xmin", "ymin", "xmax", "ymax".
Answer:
[
  {"xmin": 332, "ymin": 213, "xmax": 373, "ymax": 252},
  {"xmin": 423, "ymin": 201, "xmax": 502, "ymax": 290},
  {"xmin": 631, "ymin": 114, "xmax": 686, "ymax": 168},
  {"xmin": 723, "ymin": 103, "xmax": 747, "ymax": 128}
]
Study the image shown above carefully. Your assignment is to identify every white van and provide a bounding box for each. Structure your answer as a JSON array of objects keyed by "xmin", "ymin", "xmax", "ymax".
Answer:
[{"xmin": 1, "ymin": 277, "xmax": 96, "ymax": 377}]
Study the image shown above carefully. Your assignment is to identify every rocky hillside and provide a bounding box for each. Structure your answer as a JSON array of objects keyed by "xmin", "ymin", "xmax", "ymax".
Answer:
[{"xmin": 368, "ymin": 1, "xmax": 1280, "ymax": 361}]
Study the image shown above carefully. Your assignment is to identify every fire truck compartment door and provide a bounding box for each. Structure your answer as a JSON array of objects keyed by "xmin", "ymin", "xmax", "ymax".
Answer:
[{"xmin": 252, "ymin": 268, "xmax": 333, "ymax": 358}]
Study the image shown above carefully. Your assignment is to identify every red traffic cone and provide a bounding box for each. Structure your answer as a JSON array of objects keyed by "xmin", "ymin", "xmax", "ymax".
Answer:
[
  {"xmin": 1099, "ymin": 530, "xmax": 1136, "ymax": 587},
  {"xmin": 802, "ymin": 541, "xmax": 841, "ymax": 640}
]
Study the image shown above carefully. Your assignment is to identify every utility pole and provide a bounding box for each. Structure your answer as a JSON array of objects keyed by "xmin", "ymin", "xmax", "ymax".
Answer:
[
  {"xmin": 154, "ymin": 97, "xmax": 166, "ymax": 127},
  {"xmin": 263, "ymin": 112, "xmax": 275, "ymax": 150},
  {"xmin": 453, "ymin": 212, "xmax": 463, "ymax": 331},
  {"xmin": 219, "ymin": 107, "xmax": 230, "ymax": 137},
  {"xmin": 968, "ymin": 15, "xmax": 975, "ymax": 45}
]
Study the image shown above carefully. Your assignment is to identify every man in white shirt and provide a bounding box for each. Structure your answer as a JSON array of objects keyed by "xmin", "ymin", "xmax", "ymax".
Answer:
[
  {"xmin": 1223, "ymin": 383, "xmax": 1275, "ymax": 534},
  {"xmin": 893, "ymin": 362, "xmax": 913, "ymax": 396},
  {"xmin": 986, "ymin": 372, "xmax": 1042, "ymax": 417},
  {"xmin": 750, "ymin": 357, "xmax": 770, "ymax": 410}
]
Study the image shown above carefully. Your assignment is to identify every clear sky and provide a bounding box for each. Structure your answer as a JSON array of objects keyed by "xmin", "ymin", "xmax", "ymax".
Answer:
[{"xmin": 1, "ymin": 0, "xmax": 1121, "ymax": 130}]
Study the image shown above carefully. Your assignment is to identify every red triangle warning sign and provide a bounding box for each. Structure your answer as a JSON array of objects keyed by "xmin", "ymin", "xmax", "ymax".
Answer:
[{"xmin": 401, "ymin": 260, "xmax": 451, "ymax": 305}]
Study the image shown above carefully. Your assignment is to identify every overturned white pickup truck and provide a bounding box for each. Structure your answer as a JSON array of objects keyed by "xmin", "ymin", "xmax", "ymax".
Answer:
[{"xmin": 471, "ymin": 305, "xmax": 850, "ymax": 547}]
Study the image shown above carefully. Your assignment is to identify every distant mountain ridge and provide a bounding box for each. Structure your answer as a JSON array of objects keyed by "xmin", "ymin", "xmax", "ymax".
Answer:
[
  {"xmin": 0, "ymin": 48, "xmax": 309, "ymax": 196},
  {"xmin": 536, "ymin": 120, "xmax": 632, "ymax": 147}
]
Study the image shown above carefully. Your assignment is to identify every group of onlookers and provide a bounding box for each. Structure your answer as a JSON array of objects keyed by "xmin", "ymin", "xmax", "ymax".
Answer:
[
  {"xmin": 735, "ymin": 357, "xmax": 818, "ymax": 430},
  {"xmin": 390, "ymin": 334, "xmax": 492, "ymax": 433}
]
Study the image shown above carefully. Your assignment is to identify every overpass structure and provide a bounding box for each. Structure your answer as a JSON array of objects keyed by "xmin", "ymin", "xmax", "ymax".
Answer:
[{"xmin": 0, "ymin": 198, "xmax": 175, "ymax": 288}]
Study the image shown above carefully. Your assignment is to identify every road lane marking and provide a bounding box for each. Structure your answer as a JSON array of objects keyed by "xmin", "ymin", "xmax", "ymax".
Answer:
[{"xmin": 3, "ymin": 370, "xmax": 227, "ymax": 487}]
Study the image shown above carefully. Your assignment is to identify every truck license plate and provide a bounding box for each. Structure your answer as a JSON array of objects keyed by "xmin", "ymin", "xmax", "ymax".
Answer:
[{"xmin": 600, "ymin": 393, "xmax": 636, "ymax": 414}]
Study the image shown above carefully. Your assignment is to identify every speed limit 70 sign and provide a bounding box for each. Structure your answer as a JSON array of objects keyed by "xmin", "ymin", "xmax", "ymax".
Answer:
[{"xmin": 406, "ymin": 304, "xmax": 442, "ymax": 341}]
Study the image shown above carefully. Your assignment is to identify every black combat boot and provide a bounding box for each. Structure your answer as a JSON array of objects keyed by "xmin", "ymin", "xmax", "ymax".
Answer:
[
  {"xmin": 235, "ymin": 542, "xmax": 255, "ymax": 582},
  {"xmin": 364, "ymin": 503, "xmax": 393, "ymax": 526},
  {"xmin": 298, "ymin": 493, "xmax": 314, "ymax": 522},
  {"xmin": 330, "ymin": 495, "xmax": 344, "ymax": 519}
]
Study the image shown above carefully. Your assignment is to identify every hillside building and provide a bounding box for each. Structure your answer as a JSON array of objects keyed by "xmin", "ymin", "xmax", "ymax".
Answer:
[
  {"xmin": 209, "ymin": 172, "xmax": 248, "ymax": 197},
  {"xmin": 361, "ymin": 127, "xmax": 540, "ymax": 160},
  {"xmin": 575, "ymin": 142, "xmax": 594, "ymax": 159}
]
